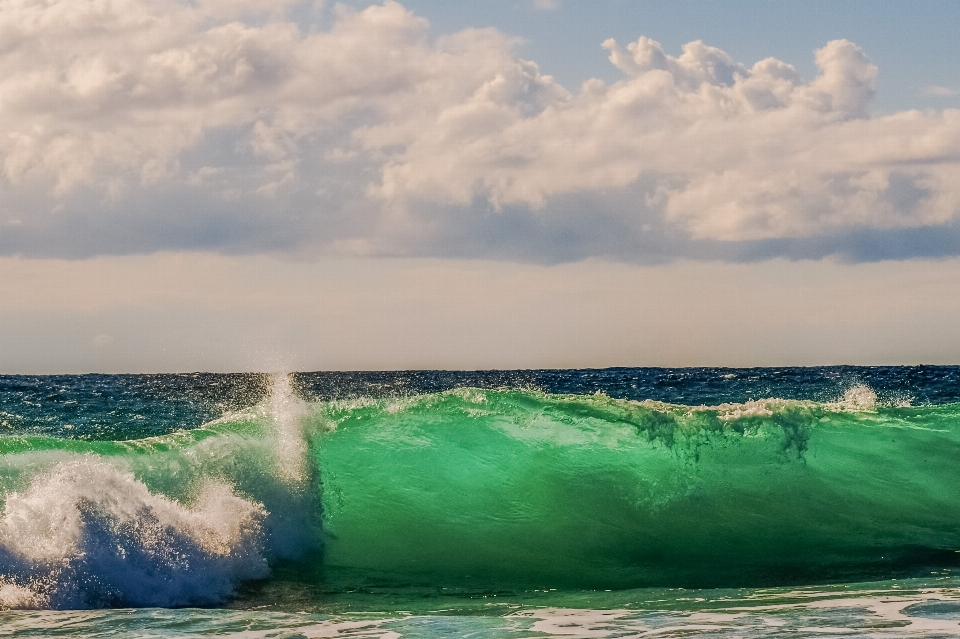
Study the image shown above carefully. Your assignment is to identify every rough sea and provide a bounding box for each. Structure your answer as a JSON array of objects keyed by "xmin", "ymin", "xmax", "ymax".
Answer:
[{"xmin": 1, "ymin": 367, "xmax": 959, "ymax": 638}]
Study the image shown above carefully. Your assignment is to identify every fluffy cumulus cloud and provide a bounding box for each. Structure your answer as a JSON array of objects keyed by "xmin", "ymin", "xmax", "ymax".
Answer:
[{"xmin": 1, "ymin": 0, "xmax": 959, "ymax": 261}]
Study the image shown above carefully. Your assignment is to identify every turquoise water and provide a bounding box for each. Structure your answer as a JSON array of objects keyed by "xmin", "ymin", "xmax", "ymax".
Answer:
[{"xmin": 1, "ymin": 369, "xmax": 958, "ymax": 637}]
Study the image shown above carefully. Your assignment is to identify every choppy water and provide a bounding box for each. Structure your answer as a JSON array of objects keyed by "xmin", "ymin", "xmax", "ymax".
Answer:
[{"xmin": 1, "ymin": 367, "xmax": 958, "ymax": 637}]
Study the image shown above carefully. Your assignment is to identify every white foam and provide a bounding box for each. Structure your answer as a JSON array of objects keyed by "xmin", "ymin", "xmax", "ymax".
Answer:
[
  {"xmin": 509, "ymin": 591, "xmax": 960, "ymax": 638},
  {"xmin": 839, "ymin": 384, "xmax": 878, "ymax": 411},
  {"xmin": 0, "ymin": 458, "xmax": 268, "ymax": 608},
  {"xmin": 0, "ymin": 578, "xmax": 48, "ymax": 609},
  {"xmin": 715, "ymin": 398, "xmax": 781, "ymax": 421}
]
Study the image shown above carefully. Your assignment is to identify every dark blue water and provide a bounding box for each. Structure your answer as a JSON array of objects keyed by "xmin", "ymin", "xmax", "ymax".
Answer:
[{"xmin": 4, "ymin": 366, "xmax": 959, "ymax": 440}]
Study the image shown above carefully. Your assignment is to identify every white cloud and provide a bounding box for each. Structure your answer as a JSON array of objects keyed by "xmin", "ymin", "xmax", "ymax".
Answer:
[
  {"xmin": 925, "ymin": 86, "xmax": 960, "ymax": 97},
  {"xmin": 0, "ymin": 0, "xmax": 958, "ymax": 259},
  {"xmin": 533, "ymin": 0, "xmax": 560, "ymax": 10},
  {"xmin": 374, "ymin": 37, "xmax": 959, "ymax": 241}
]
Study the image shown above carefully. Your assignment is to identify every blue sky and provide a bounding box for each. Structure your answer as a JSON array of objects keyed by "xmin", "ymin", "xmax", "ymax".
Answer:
[{"xmin": 0, "ymin": 0, "xmax": 958, "ymax": 371}]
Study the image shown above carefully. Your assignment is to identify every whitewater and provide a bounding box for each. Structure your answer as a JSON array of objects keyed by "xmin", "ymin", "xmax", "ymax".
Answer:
[{"xmin": 0, "ymin": 367, "xmax": 958, "ymax": 637}]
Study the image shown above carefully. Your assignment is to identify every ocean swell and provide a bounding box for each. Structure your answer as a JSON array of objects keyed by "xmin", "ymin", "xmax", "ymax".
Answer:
[
  {"xmin": 1, "ymin": 380, "xmax": 959, "ymax": 608},
  {"xmin": 313, "ymin": 387, "xmax": 960, "ymax": 588}
]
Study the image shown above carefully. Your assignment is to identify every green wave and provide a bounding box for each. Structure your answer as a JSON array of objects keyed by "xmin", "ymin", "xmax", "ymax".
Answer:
[
  {"xmin": 2, "ymin": 387, "xmax": 959, "ymax": 602},
  {"xmin": 310, "ymin": 389, "xmax": 960, "ymax": 588}
]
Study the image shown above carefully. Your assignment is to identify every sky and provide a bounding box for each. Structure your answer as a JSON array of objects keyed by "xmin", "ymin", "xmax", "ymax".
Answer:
[{"xmin": 1, "ymin": 0, "xmax": 959, "ymax": 372}]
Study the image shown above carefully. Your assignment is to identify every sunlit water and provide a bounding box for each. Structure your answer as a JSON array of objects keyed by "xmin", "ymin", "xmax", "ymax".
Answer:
[{"xmin": 1, "ymin": 367, "xmax": 958, "ymax": 637}]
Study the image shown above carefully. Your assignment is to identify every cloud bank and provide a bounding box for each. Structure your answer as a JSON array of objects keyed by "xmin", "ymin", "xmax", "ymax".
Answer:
[{"xmin": 1, "ymin": 0, "xmax": 958, "ymax": 262}]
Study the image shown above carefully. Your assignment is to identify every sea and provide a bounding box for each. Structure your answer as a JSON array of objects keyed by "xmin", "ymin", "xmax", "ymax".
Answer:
[{"xmin": 1, "ymin": 367, "xmax": 959, "ymax": 638}]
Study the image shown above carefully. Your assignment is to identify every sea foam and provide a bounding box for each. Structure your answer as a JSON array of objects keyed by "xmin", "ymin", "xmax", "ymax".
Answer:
[{"xmin": 0, "ymin": 458, "xmax": 268, "ymax": 608}]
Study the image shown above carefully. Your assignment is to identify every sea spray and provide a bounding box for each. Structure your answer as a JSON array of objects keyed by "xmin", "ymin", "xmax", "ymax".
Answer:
[
  {"xmin": 262, "ymin": 373, "xmax": 309, "ymax": 484},
  {"xmin": 249, "ymin": 372, "xmax": 323, "ymax": 560}
]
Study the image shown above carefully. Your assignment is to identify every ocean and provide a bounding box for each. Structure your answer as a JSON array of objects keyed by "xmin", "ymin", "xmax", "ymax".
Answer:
[{"xmin": 1, "ymin": 367, "xmax": 959, "ymax": 638}]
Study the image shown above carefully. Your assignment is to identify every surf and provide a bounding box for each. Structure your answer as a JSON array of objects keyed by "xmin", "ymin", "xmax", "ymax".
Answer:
[
  {"xmin": 0, "ymin": 374, "xmax": 319, "ymax": 609},
  {"xmin": 1, "ymin": 375, "xmax": 959, "ymax": 609}
]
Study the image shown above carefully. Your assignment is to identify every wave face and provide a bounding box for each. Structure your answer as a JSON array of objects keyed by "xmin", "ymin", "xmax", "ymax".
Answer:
[
  {"xmin": 1, "ymin": 369, "xmax": 959, "ymax": 609},
  {"xmin": 313, "ymin": 387, "xmax": 960, "ymax": 588}
]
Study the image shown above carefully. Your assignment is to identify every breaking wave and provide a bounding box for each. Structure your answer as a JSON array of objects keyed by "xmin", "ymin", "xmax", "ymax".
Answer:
[{"xmin": 2, "ymin": 379, "xmax": 959, "ymax": 608}]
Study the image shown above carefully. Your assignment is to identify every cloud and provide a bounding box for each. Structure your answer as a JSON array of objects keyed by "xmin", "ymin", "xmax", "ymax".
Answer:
[
  {"xmin": 0, "ymin": 0, "xmax": 958, "ymax": 263},
  {"xmin": 533, "ymin": 0, "xmax": 560, "ymax": 10},
  {"xmin": 925, "ymin": 86, "xmax": 960, "ymax": 97}
]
